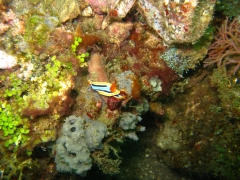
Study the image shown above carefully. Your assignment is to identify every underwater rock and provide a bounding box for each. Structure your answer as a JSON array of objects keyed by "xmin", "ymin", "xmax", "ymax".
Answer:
[
  {"xmin": 157, "ymin": 119, "xmax": 181, "ymax": 151},
  {"xmin": 108, "ymin": 0, "xmax": 136, "ymax": 19},
  {"xmin": 107, "ymin": 21, "xmax": 133, "ymax": 45},
  {"xmin": 84, "ymin": 0, "xmax": 136, "ymax": 19},
  {"xmin": 81, "ymin": 6, "xmax": 93, "ymax": 17},
  {"xmin": 0, "ymin": 9, "xmax": 15, "ymax": 34},
  {"xmin": 52, "ymin": 0, "xmax": 80, "ymax": 23},
  {"xmin": 137, "ymin": 0, "xmax": 216, "ymax": 45},
  {"xmin": 156, "ymin": 70, "xmax": 240, "ymax": 179}
]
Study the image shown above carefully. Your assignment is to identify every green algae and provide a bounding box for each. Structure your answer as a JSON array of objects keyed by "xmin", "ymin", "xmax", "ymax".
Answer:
[
  {"xmin": 216, "ymin": 0, "xmax": 240, "ymax": 17},
  {"xmin": 71, "ymin": 36, "xmax": 90, "ymax": 67},
  {"xmin": 24, "ymin": 15, "xmax": 50, "ymax": 46},
  {"xmin": 0, "ymin": 53, "xmax": 75, "ymax": 151},
  {"xmin": 211, "ymin": 66, "xmax": 240, "ymax": 119}
]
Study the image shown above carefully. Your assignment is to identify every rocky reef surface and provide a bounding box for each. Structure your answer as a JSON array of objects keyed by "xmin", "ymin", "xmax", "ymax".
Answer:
[{"xmin": 0, "ymin": 0, "xmax": 240, "ymax": 179}]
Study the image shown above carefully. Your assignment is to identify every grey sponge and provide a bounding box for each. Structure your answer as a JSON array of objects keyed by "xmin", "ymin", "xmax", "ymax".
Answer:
[
  {"xmin": 118, "ymin": 112, "xmax": 144, "ymax": 141},
  {"xmin": 119, "ymin": 112, "xmax": 142, "ymax": 130},
  {"xmin": 85, "ymin": 118, "xmax": 107, "ymax": 151},
  {"xmin": 55, "ymin": 116, "xmax": 91, "ymax": 176},
  {"xmin": 55, "ymin": 115, "xmax": 107, "ymax": 176}
]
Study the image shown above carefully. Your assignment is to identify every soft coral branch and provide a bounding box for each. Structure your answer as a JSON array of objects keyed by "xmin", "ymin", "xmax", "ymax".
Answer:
[{"xmin": 204, "ymin": 18, "xmax": 240, "ymax": 75}]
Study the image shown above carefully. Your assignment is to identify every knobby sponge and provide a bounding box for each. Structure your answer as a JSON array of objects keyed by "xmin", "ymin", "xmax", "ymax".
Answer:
[{"xmin": 55, "ymin": 115, "xmax": 107, "ymax": 176}]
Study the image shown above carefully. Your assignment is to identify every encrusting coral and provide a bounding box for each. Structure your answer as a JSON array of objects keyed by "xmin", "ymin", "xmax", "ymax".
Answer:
[{"xmin": 204, "ymin": 18, "xmax": 240, "ymax": 75}]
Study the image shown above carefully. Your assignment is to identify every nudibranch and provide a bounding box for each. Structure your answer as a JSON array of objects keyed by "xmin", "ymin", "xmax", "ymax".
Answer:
[{"xmin": 88, "ymin": 80, "xmax": 126, "ymax": 99}]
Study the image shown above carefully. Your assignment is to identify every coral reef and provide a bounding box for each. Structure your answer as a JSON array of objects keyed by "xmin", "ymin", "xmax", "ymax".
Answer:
[
  {"xmin": 107, "ymin": 93, "xmax": 125, "ymax": 111},
  {"xmin": 149, "ymin": 76, "xmax": 162, "ymax": 92},
  {"xmin": 92, "ymin": 150, "xmax": 121, "ymax": 175},
  {"xmin": 21, "ymin": 55, "xmax": 75, "ymax": 117},
  {"xmin": 1, "ymin": 0, "xmax": 240, "ymax": 179},
  {"xmin": 204, "ymin": 18, "xmax": 240, "ymax": 75},
  {"xmin": 115, "ymin": 70, "xmax": 141, "ymax": 99},
  {"xmin": 161, "ymin": 48, "xmax": 191, "ymax": 75}
]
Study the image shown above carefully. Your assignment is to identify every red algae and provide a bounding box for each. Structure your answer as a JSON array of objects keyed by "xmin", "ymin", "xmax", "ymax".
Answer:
[
  {"xmin": 50, "ymin": 27, "xmax": 74, "ymax": 54},
  {"xmin": 107, "ymin": 96, "xmax": 122, "ymax": 111},
  {"xmin": 75, "ymin": 24, "xmax": 101, "ymax": 49},
  {"xmin": 204, "ymin": 18, "xmax": 240, "ymax": 75},
  {"xmin": 146, "ymin": 66, "xmax": 178, "ymax": 95},
  {"xmin": 130, "ymin": 75, "xmax": 141, "ymax": 99}
]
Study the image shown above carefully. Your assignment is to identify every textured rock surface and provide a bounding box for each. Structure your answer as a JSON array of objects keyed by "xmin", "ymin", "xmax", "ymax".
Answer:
[
  {"xmin": 84, "ymin": 0, "xmax": 136, "ymax": 19},
  {"xmin": 107, "ymin": 22, "xmax": 133, "ymax": 44},
  {"xmin": 138, "ymin": 0, "xmax": 216, "ymax": 44},
  {"xmin": 52, "ymin": 0, "xmax": 80, "ymax": 23}
]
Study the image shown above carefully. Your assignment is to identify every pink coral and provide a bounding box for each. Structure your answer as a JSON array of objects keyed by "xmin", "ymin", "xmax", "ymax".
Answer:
[{"xmin": 204, "ymin": 18, "xmax": 240, "ymax": 75}]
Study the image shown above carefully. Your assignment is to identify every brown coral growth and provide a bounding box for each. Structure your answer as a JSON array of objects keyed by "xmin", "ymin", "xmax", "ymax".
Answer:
[{"xmin": 204, "ymin": 18, "xmax": 240, "ymax": 75}]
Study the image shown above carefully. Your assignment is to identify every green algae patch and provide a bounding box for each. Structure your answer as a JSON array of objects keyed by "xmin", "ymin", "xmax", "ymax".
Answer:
[
  {"xmin": 211, "ymin": 67, "xmax": 240, "ymax": 119},
  {"xmin": 24, "ymin": 15, "xmax": 51, "ymax": 49},
  {"xmin": 0, "ymin": 53, "xmax": 75, "ymax": 151},
  {"xmin": 0, "ymin": 73, "xmax": 30, "ymax": 150}
]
